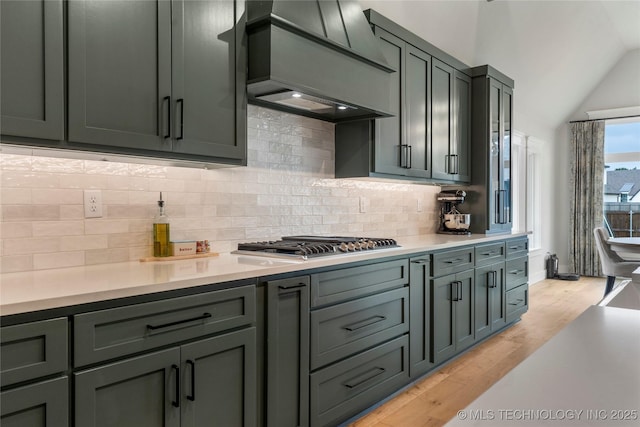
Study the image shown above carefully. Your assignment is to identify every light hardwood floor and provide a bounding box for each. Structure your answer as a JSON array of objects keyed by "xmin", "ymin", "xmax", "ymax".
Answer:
[{"xmin": 349, "ymin": 276, "xmax": 607, "ymax": 427}]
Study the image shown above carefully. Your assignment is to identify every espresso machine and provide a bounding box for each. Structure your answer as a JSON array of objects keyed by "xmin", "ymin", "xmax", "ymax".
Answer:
[{"xmin": 437, "ymin": 190, "xmax": 472, "ymax": 235}]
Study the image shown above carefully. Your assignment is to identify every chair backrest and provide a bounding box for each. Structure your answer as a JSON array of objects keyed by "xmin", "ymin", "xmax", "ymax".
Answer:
[{"xmin": 593, "ymin": 227, "xmax": 624, "ymax": 276}]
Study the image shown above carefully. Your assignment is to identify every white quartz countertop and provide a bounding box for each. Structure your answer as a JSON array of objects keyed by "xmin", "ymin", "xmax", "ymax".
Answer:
[
  {"xmin": 0, "ymin": 233, "xmax": 526, "ymax": 316},
  {"xmin": 445, "ymin": 304, "xmax": 640, "ymax": 426}
]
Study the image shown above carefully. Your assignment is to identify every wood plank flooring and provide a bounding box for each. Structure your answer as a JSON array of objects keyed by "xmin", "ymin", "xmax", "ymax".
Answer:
[{"xmin": 349, "ymin": 276, "xmax": 607, "ymax": 427}]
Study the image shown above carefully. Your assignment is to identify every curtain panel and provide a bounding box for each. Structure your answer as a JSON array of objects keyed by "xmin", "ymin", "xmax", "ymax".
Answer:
[{"xmin": 569, "ymin": 121, "xmax": 605, "ymax": 276}]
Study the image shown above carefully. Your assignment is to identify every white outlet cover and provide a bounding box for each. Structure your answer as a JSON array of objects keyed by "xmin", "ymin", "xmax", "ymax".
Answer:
[{"xmin": 84, "ymin": 189, "xmax": 103, "ymax": 218}]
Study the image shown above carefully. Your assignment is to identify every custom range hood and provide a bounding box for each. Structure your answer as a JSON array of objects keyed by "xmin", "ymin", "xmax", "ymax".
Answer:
[{"xmin": 246, "ymin": 0, "xmax": 395, "ymax": 122}]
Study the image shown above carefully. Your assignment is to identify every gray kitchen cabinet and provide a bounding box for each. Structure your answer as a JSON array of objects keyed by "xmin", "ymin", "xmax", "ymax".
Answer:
[
  {"xmin": 335, "ymin": 27, "xmax": 432, "ymax": 180},
  {"xmin": 67, "ymin": 0, "xmax": 246, "ymax": 164},
  {"xmin": 0, "ymin": 0, "xmax": 64, "ymax": 140},
  {"xmin": 474, "ymin": 262, "xmax": 507, "ymax": 341},
  {"xmin": 1, "ymin": 377, "xmax": 69, "ymax": 427},
  {"xmin": 468, "ymin": 66, "xmax": 515, "ymax": 234},
  {"xmin": 266, "ymin": 276, "xmax": 310, "ymax": 427},
  {"xmin": 409, "ymin": 255, "xmax": 434, "ymax": 377},
  {"xmin": 431, "ymin": 269, "xmax": 475, "ymax": 364},
  {"xmin": 431, "ymin": 60, "xmax": 471, "ymax": 183},
  {"xmin": 75, "ymin": 327, "xmax": 256, "ymax": 427}
]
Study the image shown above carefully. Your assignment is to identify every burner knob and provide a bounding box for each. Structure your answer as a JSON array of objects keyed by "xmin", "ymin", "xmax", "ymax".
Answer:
[
  {"xmin": 347, "ymin": 242, "xmax": 356, "ymax": 251},
  {"xmin": 366, "ymin": 240, "xmax": 376, "ymax": 249},
  {"xmin": 339, "ymin": 242, "xmax": 349, "ymax": 252}
]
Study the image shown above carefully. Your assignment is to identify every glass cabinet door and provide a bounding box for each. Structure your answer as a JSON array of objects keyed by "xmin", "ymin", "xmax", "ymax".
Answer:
[
  {"xmin": 489, "ymin": 80, "xmax": 502, "ymax": 227},
  {"xmin": 502, "ymin": 87, "xmax": 513, "ymax": 225}
]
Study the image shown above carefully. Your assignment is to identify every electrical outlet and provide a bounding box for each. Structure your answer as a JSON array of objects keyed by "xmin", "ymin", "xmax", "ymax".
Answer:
[
  {"xmin": 84, "ymin": 190, "xmax": 103, "ymax": 218},
  {"xmin": 417, "ymin": 198, "xmax": 424, "ymax": 212}
]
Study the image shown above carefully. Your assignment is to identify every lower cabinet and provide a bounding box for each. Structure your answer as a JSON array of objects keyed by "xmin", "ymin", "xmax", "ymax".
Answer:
[
  {"xmin": 265, "ymin": 276, "xmax": 310, "ymax": 427},
  {"xmin": 409, "ymin": 255, "xmax": 433, "ymax": 377},
  {"xmin": 0, "ymin": 377, "xmax": 69, "ymax": 427},
  {"xmin": 474, "ymin": 262, "xmax": 507, "ymax": 340},
  {"xmin": 506, "ymin": 284, "xmax": 529, "ymax": 323},
  {"xmin": 75, "ymin": 327, "xmax": 256, "ymax": 427},
  {"xmin": 432, "ymin": 269, "xmax": 475, "ymax": 364}
]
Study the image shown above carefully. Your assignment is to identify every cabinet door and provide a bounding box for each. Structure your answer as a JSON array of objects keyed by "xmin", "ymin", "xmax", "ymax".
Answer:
[
  {"xmin": 409, "ymin": 256, "xmax": 433, "ymax": 377},
  {"xmin": 488, "ymin": 78, "xmax": 503, "ymax": 230},
  {"xmin": 1, "ymin": 377, "xmax": 68, "ymax": 427},
  {"xmin": 266, "ymin": 276, "xmax": 310, "ymax": 427},
  {"xmin": 500, "ymin": 85, "xmax": 514, "ymax": 229},
  {"xmin": 431, "ymin": 58, "xmax": 454, "ymax": 181},
  {"xmin": 181, "ymin": 328, "xmax": 256, "ymax": 427},
  {"xmin": 75, "ymin": 347, "xmax": 180, "ymax": 427},
  {"xmin": 431, "ymin": 274, "xmax": 455, "ymax": 364},
  {"xmin": 68, "ymin": 0, "xmax": 172, "ymax": 151},
  {"xmin": 171, "ymin": 0, "xmax": 246, "ymax": 161},
  {"xmin": 0, "ymin": 0, "xmax": 64, "ymax": 140},
  {"xmin": 475, "ymin": 263, "xmax": 505, "ymax": 341},
  {"xmin": 373, "ymin": 28, "xmax": 405, "ymax": 176},
  {"xmin": 453, "ymin": 71, "xmax": 471, "ymax": 183},
  {"xmin": 405, "ymin": 46, "xmax": 432, "ymax": 179},
  {"xmin": 454, "ymin": 270, "xmax": 475, "ymax": 352}
]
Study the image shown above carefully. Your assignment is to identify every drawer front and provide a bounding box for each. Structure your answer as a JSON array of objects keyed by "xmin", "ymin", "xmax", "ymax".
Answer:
[
  {"xmin": 1, "ymin": 318, "xmax": 68, "ymax": 387},
  {"xmin": 310, "ymin": 335, "xmax": 409, "ymax": 427},
  {"xmin": 506, "ymin": 238, "xmax": 529, "ymax": 259},
  {"xmin": 506, "ymin": 257, "xmax": 528, "ymax": 290},
  {"xmin": 1, "ymin": 376, "xmax": 69, "ymax": 426},
  {"xmin": 432, "ymin": 247, "xmax": 474, "ymax": 277},
  {"xmin": 310, "ymin": 287, "xmax": 409, "ymax": 370},
  {"xmin": 310, "ymin": 259, "xmax": 408, "ymax": 307},
  {"xmin": 506, "ymin": 284, "xmax": 529, "ymax": 322},
  {"xmin": 74, "ymin": 285, "xmax": 255, "ymax": 367},
  {"xmin": 475, "ymin": 242, "xmax": 505, "ymax": 267}
]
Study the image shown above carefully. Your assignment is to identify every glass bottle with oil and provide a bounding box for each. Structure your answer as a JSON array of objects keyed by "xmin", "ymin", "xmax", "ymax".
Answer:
[{"xmin": 153, "ymin": 192, "xmax": 170, "ymax": 257}]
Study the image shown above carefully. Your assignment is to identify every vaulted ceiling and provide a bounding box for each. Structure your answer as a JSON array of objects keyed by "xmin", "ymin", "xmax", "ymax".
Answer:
[{"xmin": 360, "ymin": 0, "xmax": 640, "ymax": 132}]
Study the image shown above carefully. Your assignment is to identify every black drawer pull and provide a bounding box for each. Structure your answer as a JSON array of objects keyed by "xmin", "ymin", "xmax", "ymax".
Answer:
[
  {"xmin": 481, "ymin": 251, "xmax": 496, "ymax": 256},
  {"xmin": 176, "ymin": 98, "xmax": 184, "ymax": 140},
  {"xmin": 344, "ymin": 367, "xmax": 386, "ymax": 389},
  {"xmin": 164, "ymin": 96, "xmax": 171, "ymax": 139},
  {"xmin": 147, "ymin": 313, "xmax": 212, "ymax": 331},
  {"xmin": 488, "ymin": 270, "xmax": 497, "ymax": 288},
  {"xmin": 508, "ymin": 298, "xmax": 525, "ymax": 305},
  {"xmin": 278, "ymin": 283, "xmax": 306, "ymax": 290},
  {"xmin": 343, "ymin": 315, "xmax": 387, "ymax": 332},
  {"xmin": 509, "ymin": 246, "xmax": 521, "ymax": 250},
  {"xmin": 172, "ymin": 364, "xmax": 180, "ymax": 408},
  {"xmin": 444, "ymin": 258, "xmax": 464, "ymax": 264},
  {"xmin": 411, "ymin": 259, "xmax": 428, "ymax": 264},
  {"xmin": 186, "ymin": 360, "xmax": 195, "ymax": 401},
  {"xmin": 509, "ymin": 270, "xmax": 525, "ymax": 275}
]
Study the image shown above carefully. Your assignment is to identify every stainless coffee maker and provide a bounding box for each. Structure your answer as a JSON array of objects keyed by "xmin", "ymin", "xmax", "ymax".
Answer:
[{"xmin": 437, "ymin": 190, "xmax": 471, "ymax": 235}]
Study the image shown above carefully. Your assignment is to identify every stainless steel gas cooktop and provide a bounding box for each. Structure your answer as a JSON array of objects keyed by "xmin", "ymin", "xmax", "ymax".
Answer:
[{"xmin": 233, "ymin": 236, "xmax": 399, "ymax": 260}]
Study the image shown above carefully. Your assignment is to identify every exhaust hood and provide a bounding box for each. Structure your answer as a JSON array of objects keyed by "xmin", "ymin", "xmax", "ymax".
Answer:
[{"xmin": 246, "ymin": 0, "xmax": 395, "ymax": 122}]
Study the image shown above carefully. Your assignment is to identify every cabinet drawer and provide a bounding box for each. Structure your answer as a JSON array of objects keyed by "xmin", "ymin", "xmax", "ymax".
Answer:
[
  {"xmin": 1, "ymin": 376, "xmax": 69, "ymax": 426},
  {"xmin": 506, "ymin": 257, "xmax": 528, "ymax": 290},
  {"xmin": 74, "ymin": 285, "xmax": 255, "ymax": 367},
  {"xmin": 506, "ymin": 238, "xmax": 529, "ymax": 259},
  {"xmin": 475, "ymin": 242, "xmax": 505, "ymax": 267},
  {"xmin": 1, "ymin": 318, "xmax": 68, "ymax": 387},
  {"xmin": 432, "ymin": 247, "xmax": 474, "ymax": 277},
  {"xmin": 310, "ymin": 259, "xmax": 408, "ymax": 307},
  {"xmin": 506, "ymin": 284, "xmax": 529, "ymax": 322},
  {"xmin": 310, "ymin": 335, "xmax": 409, "ymax": 427},
  {"xmin": 310, "ymin": 287, "xmax": 409, "ymax": 370}
]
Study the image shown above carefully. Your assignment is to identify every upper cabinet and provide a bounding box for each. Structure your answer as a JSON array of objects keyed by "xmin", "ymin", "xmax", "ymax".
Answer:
[
  {"xmin": 467, "ymin": 66, "xmax": 514, "ymax": 234},
  {"xmin": 334, "ymin": 10, "xmax": 470, "ymax": 184},
  {"xmin": 2, "ymin": 0, "xmax": 247, "ymax": 166},
  {"xmin": 0, "ymin": 0, "xmax": 64, "ymax": 140}
]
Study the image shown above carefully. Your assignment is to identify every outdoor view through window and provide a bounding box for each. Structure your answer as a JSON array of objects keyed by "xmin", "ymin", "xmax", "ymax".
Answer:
[{"xmin": 603, "ymin": 120, "xmax": 640, "ymax": 237}]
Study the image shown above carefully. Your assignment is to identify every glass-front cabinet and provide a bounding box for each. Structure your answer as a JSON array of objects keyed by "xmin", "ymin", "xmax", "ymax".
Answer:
[{"xmin": 468, "ymin": 66, "xmax": 514, "ymax": 234}]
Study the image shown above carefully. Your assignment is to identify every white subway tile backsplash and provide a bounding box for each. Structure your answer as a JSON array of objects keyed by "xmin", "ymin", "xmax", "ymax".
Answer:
[{"xmin": 1, "ymin": 106, "xmax": 440, "ymax": 272}]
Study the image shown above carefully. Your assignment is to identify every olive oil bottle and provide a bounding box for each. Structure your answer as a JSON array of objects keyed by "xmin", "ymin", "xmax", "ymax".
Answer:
[{"xmin": 153, "ymin": 192, "xmax": 170, "ymax": 257}]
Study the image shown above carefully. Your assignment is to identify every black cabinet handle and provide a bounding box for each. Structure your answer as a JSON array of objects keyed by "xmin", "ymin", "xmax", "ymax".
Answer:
[
  {"xmin": 278, "ymin": 283, "xmax": 306, "ymax": 290},
  {"xmin": 488, "ymin": 270, "xmax": 497, "ymax": 288},
  {"xmin": 444, "ymin": 258, "xmax": 463, "ymax": 264},
  {"xmin": 407, "ymin": 145, "xmax": 412, "ymax": 169},
  {"xmin": 400, "ymin": 144, "xmax": 411, "ymax": 168},
  {"xmin": 508, "ymin": 298, "xmax": 525, "ymax": 305},
  {"xmin": 509, "ymin": 270, "xmax": 525, "ymax": 275},
  {"xmin": 186, "ymin": 360, "xmax": 195, "ymax": 401},
  {"xmin": 172, "ymin": 364, "xmax": 180, "ymax": 408},
  {"xmin": 457, "ymin": 281, "xmax": 463, "ymax": 301},
  {"xmin": 146, "ymin": 313, "xmax": 212, "ymax": 331},
  {"xmin": 411, "ymin": 259, "xmax": 428, "ymax": 265},
  {"xmin": 343, "ymin": 367, "xmax": 386, "ymax": 389},
  {"xmin": 164, "ymin": 96, "xmax": 171, "ymax": 139},
  {"xmin": 481, "ymin": 251, "xmax": 496, "ymax": 256},
  {"xmin": 451, "ymin": 281, "xmax": 459, "ymax": 301},
  {"xmin": 343, "ymin": 315, "xmax": 386, "ymax": 332},
  {"xmin": 176, "ymin": 98, "xmax": 184, "ymax": 140}
]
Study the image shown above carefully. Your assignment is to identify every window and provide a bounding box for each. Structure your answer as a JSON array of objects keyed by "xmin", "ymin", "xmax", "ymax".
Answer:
[
  {"xmin": 512, "ymin": 131, "xmax": 542, "ymax": 251},
  {"xmin": 603, "ymin": 119, "xmax": 640, "ymax": 237}
]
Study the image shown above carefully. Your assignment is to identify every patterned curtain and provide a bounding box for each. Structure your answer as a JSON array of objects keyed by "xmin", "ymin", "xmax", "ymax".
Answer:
[{"xmin": 569, "ymin": 121, "xmax": 605, "ymax": 276}]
